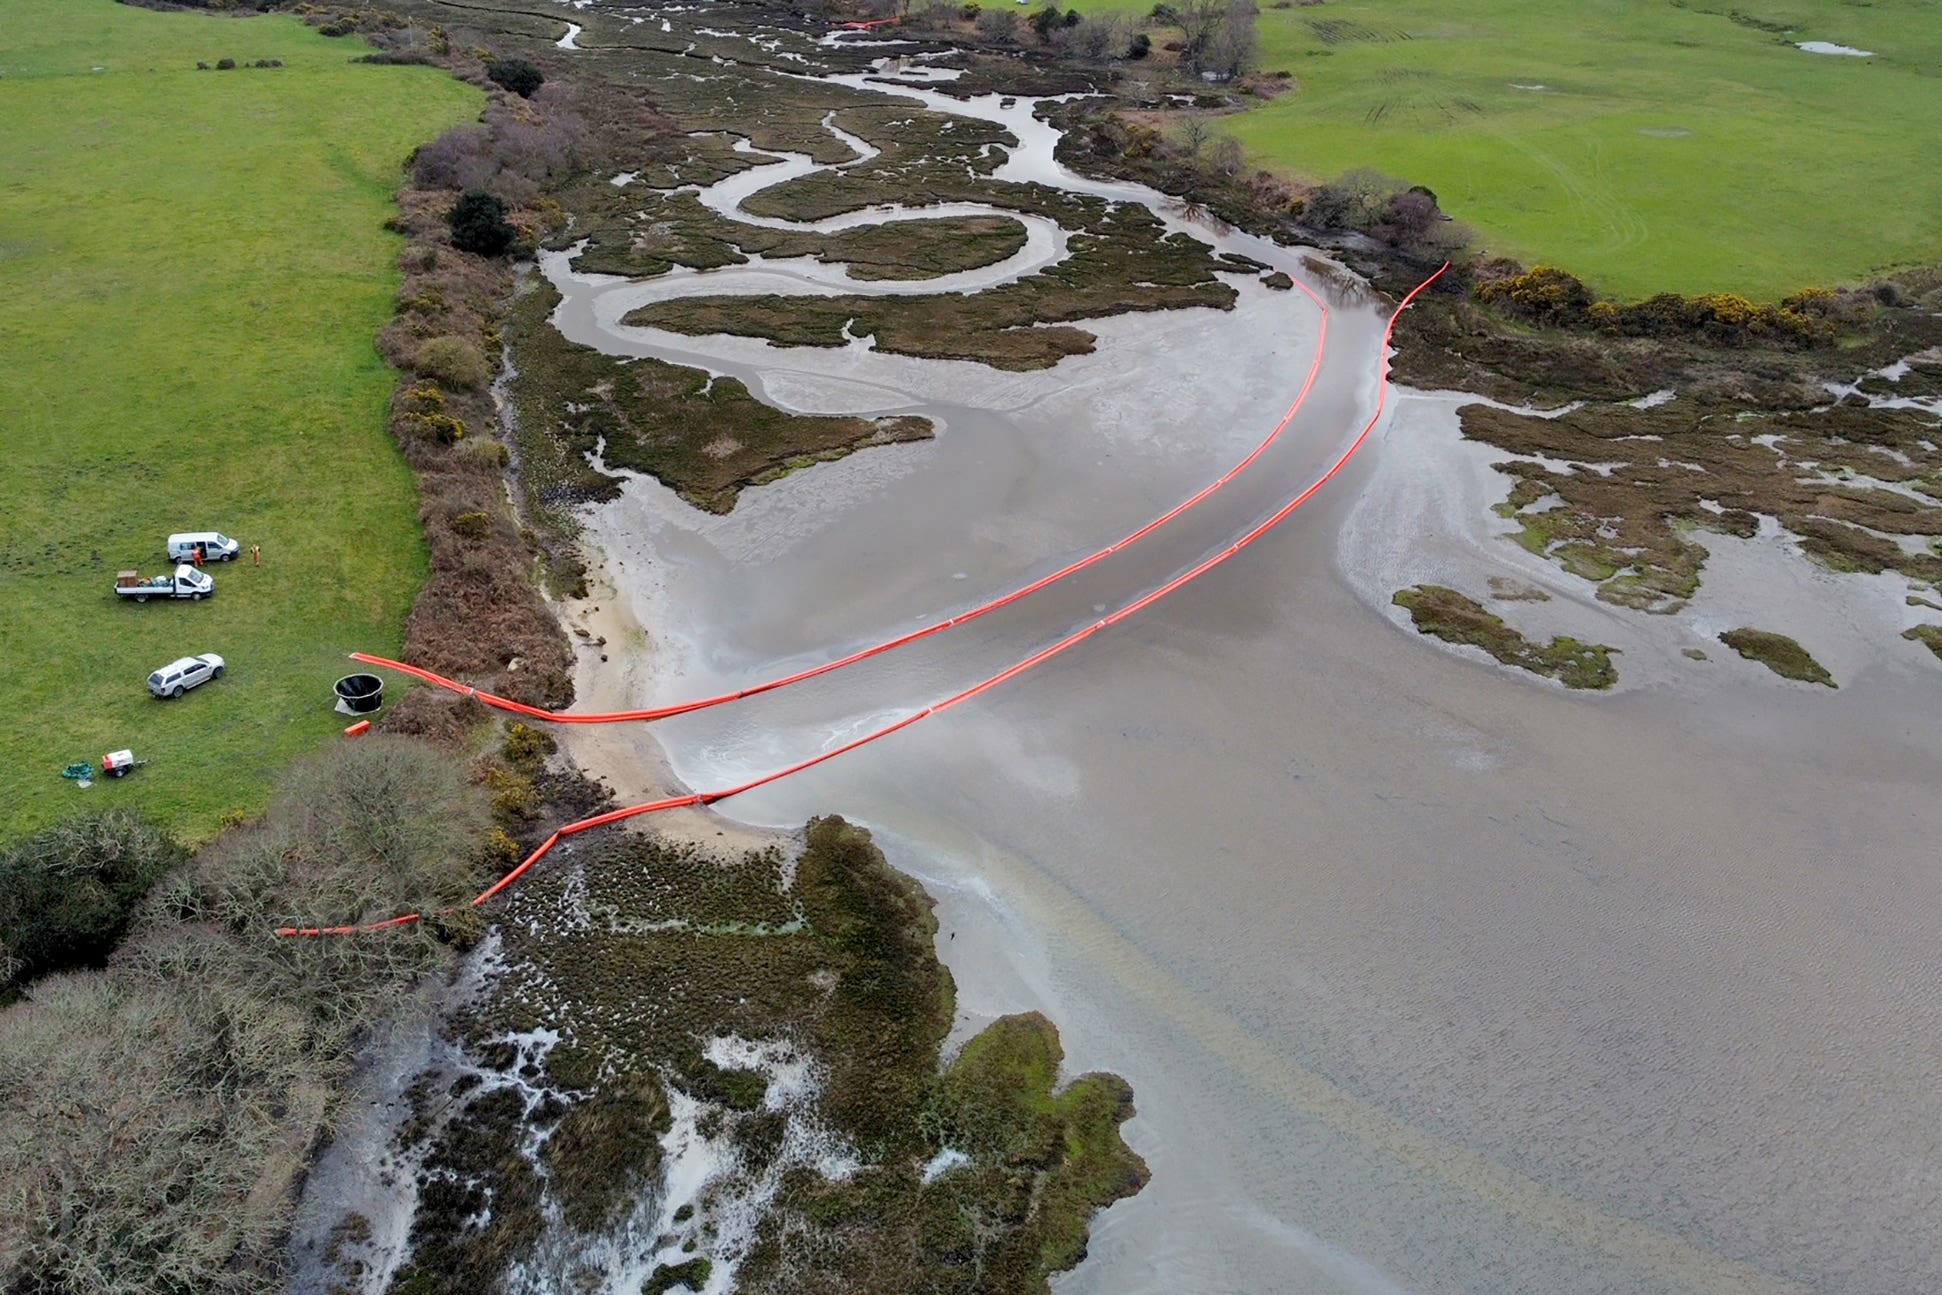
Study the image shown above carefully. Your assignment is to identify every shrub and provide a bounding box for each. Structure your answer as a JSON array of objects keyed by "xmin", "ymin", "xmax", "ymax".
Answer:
[
  {"xmin": 401, "ymin": 381, "xmax": 448, "ymax": 414},
  {"xmin": 447, "ymin": 189, "xmax": 516, "ymax": 257},
  {"xmin": 479, "ymin": 826, "xmax": 523, "ymax": 873},
  {"xmin": 1476, "ymin": 264, "xmax": 1595, "ymax": 327},
  {"xmin": 451, "ymin": 510, "xmax": 493, "ymax": 539},
  {"xmin": 483, "ymin": 766, "xmax": 540, "ymax": 825},
  {"xmin": 415, "ymin": 334, "xmax": 492, "ymax": 389},
  {"xmin": 1782, "ymin": 285, "xmax": 1837, "ymax": 316},
  {"xmin": 486, "ymin": 56, "xmax": 544, "ymax": 98},
  {"xmin": 501, "ymin": 721, "xmax": 557, "ymax": 774},
  {"xmin": 0, "ymin": 811, "xmax": 185, "ymax": 992},
  {"xmin": 354, "ymin": 49, "xmax": 433, "ymax": 65},
  {"xmin": 215, "ymin": 56, "xmax": 236, "ymax": 69},
  {"xmin": 1128, "ymin": 31, "xmax": 1152, "ymax": 57},
  {"xmin": 402, "ymin": 410, "xmax": 467, "ymax": 444},
  {"xmin": 0, "ymin": 738, "xmax": 492, "ymax": 1293}
]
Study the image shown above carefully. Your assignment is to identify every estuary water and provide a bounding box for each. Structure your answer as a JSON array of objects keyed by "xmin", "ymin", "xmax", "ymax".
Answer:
[{"xmin": 546, "ymin": 57, "xmax": 1942, "ymax": 1295}]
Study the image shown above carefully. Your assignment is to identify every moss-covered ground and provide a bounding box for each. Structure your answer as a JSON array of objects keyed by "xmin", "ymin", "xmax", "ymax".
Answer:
[
  {"xmin": 1393, "ymin": 584, "xmax": 1617, "ymax": 689},
  {"xmin": 0, "ymin": 0, "xmax": 480, "ymax": 838},
  {"xmin": 1719, "ymin": 627, "xmax": 1836, "ymax": 686}
]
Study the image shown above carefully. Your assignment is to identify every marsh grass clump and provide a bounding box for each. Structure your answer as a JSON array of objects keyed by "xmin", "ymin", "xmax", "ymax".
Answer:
[
  {"xmin": 406, "ymin": 818, "xmax": 1146, "ymax": 1292},
  {"xmin": 624, "ymin": 200, "xmax": 1235, "ymax": 371},
  {"xmin": 1719, "ymin": 627, "xmax": 1835, "ymax": 686},
  {"xmin": 1903, "ymin": 624, "xmax": 1942, "ymax": 662},
  {"xmin": 541, "ymin": 1073, "xmax": 671, "ymax": 1232},
  {"xmin": 644, "ymin": 1258, "xmax": 713, "ymax": 1293},
  {"xmin": 1450, "ymin": 395, "xmax": 1942, "ymax": 618},
  {"xmin": 510, "ymin": 281, "xmax": 932, "ymax": 514},
  {"xmin": 1393, "ymin": 584, "xmax": 1617, "ymax": 688},
  {"xmin": 569, "ymin": 194, "xmax": 1031, "ymax": 285}
]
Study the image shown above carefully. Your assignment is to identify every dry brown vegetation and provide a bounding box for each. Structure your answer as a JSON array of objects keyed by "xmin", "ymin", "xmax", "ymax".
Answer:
[
  {"xmin": 1457, "ymin": 392, "xmax": 1942, "ymax": 613},
  {"xmin": 0, "ymin": 739, "xmax": 494, "ymax": 1294}
]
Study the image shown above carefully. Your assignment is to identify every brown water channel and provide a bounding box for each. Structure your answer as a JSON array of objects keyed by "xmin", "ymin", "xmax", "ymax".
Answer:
[{"xmin": 547, "ymin": 61, "xmax": 1942, "ymax": 1295}]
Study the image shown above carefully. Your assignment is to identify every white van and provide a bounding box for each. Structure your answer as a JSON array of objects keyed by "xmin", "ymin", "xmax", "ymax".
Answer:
[{"xmin": 166, "ymin": 532, "xmax": 240, "ymax": 563}]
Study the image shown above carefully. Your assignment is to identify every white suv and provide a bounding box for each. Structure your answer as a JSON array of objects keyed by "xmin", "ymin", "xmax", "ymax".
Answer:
[{"xmin": 148, "ymin": 653, "xmax": 226, "ymax": 699}]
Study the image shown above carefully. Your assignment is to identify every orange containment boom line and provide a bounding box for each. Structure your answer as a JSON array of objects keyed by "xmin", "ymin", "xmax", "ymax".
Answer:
[
  {"xmin": 347, "ymin": 267, "xmax": 1338, "ymax": 725},
  {"xmin": 279, "ymin": 266, "xmax": 1444, "ymax": 937}
]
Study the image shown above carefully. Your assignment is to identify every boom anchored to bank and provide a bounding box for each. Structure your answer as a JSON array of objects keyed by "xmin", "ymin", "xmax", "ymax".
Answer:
[{"xmin": 278, "ymin": 267, "xmax": 1445, "ymax": 936}]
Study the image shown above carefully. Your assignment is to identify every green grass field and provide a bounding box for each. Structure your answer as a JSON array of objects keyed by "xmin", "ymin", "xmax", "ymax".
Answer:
[
  {"xmin": 0, "ymin": 0, "xmax": 479, "ymax": 839},
  {"xmin": 1096, "ymin": 0, "xmax": 1942, "ymax": 298}
]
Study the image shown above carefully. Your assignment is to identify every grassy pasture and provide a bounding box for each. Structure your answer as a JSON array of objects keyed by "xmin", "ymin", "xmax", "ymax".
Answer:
[
  {"xmin": 0, "ymin": 0, "xmax": 479, "ymax": 838},
  {"xmin": 1093, "ymin": 0, "xmax": 1942, "ymax": 298}
]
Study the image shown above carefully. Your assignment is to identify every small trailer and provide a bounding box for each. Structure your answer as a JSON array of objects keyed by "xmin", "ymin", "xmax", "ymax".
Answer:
[
  {"xmin": 101, "ymin": 749, "xmax": 148, "ymax": 778},
  {"xmin": 116, "ymin": 564, "xmax": 214, "ymax": 602}
]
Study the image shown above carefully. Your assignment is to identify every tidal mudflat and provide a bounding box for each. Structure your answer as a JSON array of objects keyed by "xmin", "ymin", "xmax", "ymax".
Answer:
[{"xmin": 488, "ymin": 9, "xmax": 1938, "ymax": 1292}]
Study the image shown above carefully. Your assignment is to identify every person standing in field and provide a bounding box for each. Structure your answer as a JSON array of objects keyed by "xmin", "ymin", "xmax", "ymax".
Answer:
[
  {"xmin": 251, "ymin": 544, "xmax": 260, "ymax": 565},
  {"xmin": 193, "ymin": 545, "xmax": 203, "ymax": 567}
]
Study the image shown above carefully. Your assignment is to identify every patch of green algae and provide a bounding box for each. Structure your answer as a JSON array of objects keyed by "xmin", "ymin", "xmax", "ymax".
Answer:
[{"xmin": 1394, "ymin": 584, "xmax": 1617, "ymax": 689}]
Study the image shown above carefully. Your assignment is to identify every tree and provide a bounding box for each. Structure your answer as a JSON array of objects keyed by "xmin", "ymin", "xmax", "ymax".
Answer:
[
  {"xmin": 1176, "ymin": 115, "xmax": 1213, "ymax": 168},
  {"xmin": 1209, "ymin": 135, "xmax": 1244, "ymax": 178},
  {"xmin": 0, "ymin": 811, "xmax": 184, "ymax": 992},
  {"xmin": 975, "ymin": 7, "xmax": 1017, "ymax": 40},
  {"xmin": 486, "ymin": 56, "xmax": 544, "ymax": 98},
  {"xmin": 1204, "ymin": 0, "xmax": 1258, "ymax": 78},
  {"xmin": 447, "ymin": 189, "xmax": 516, "ymax": 257},
  {"xmin": 1175, "ymin": 0, "xmax": 1225, "ymax": 69}
]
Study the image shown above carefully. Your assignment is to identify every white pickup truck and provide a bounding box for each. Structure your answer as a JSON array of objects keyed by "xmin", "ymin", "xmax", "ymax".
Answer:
[{"xmin": 115, "ymin": 565, "xmax": 214, "ymax": 602}]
